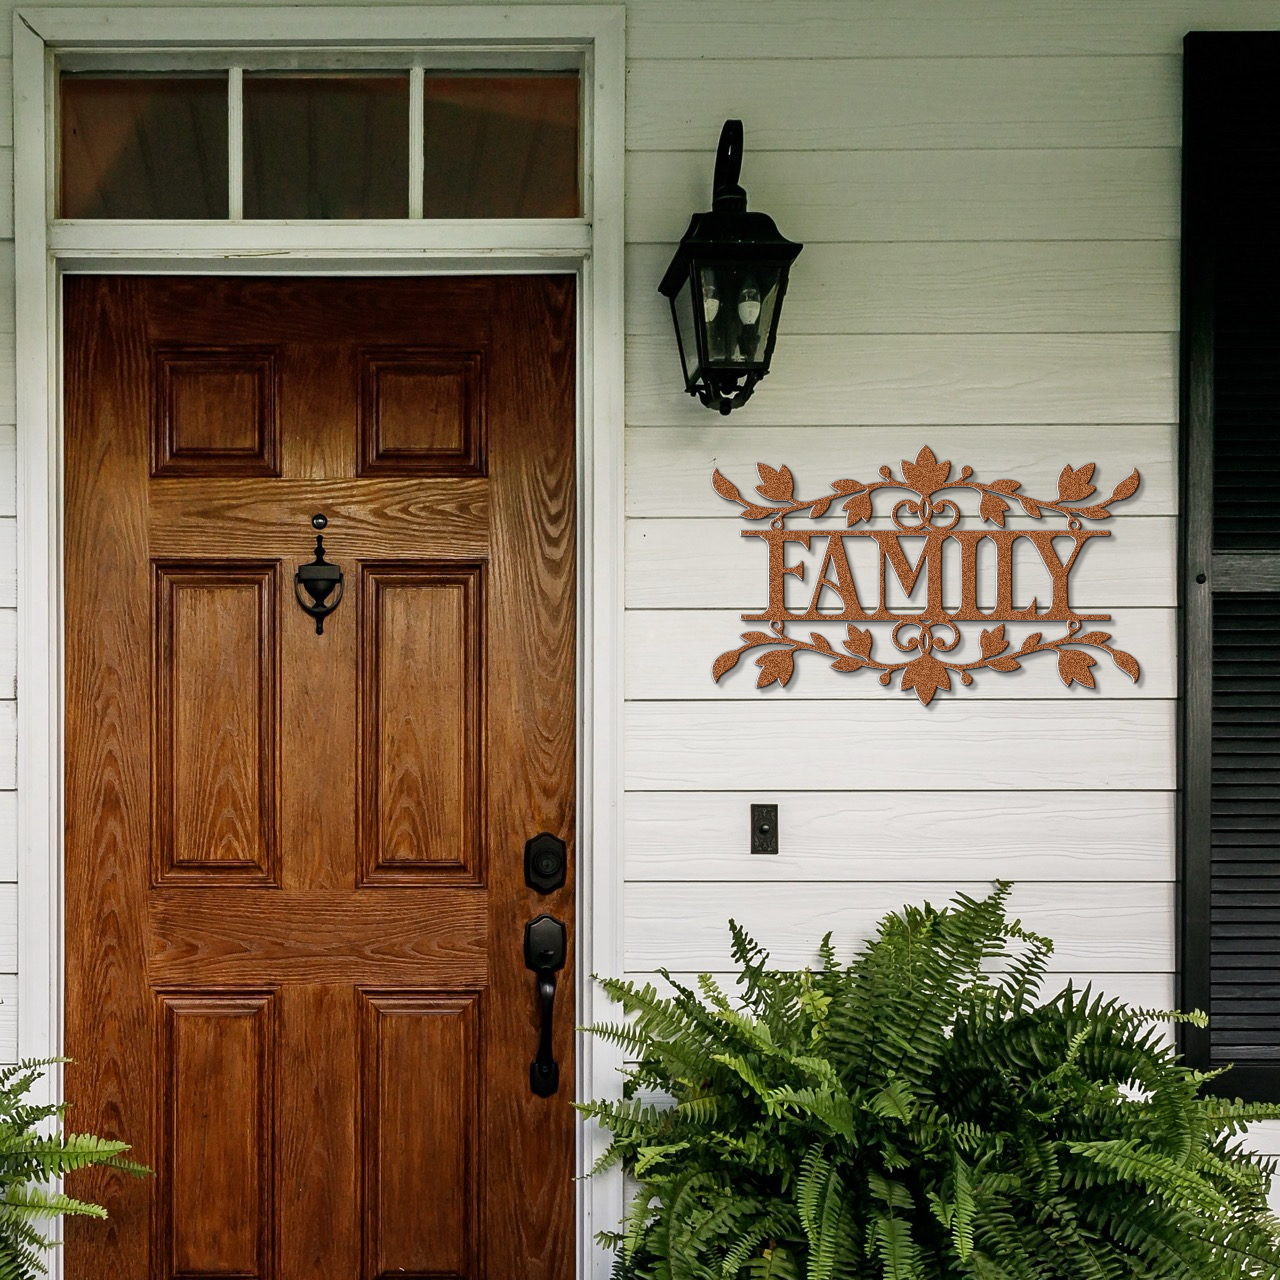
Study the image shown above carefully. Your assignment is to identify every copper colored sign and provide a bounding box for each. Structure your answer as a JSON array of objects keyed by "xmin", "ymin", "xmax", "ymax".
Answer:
[{"xmin": 711, "ymin": 446, "xmax": 1142, "ymax": 706}]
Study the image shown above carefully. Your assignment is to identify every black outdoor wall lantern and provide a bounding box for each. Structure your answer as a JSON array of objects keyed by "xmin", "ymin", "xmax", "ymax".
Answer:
[{"xmin": 659, "ymin": 119, "xmax": 803, "ymax": 415}]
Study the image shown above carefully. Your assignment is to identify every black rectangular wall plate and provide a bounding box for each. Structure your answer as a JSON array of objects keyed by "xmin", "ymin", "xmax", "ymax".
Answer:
[{"xmin": 750, "ymin": 803, "xmax": 778, "ymax": 855}]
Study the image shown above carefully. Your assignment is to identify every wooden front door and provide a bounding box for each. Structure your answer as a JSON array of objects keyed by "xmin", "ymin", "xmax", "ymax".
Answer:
[{"xmin": 63, "ymin": 276, "xmax": 576, "ymax": 1280}]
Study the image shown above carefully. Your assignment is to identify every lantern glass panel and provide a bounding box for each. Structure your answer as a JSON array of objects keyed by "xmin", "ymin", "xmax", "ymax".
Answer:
[
  {"xmin": 697, "ymin": 264, "xmax": 783, "ymax": 371},
  {"xmin": 670, "ymin": 272, "xmax": 701, "ymax": 388}
]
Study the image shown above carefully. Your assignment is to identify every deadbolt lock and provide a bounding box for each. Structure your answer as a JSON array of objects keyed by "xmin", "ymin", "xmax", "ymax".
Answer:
[{"xmin": 524, "ymin": 833, "xmax": 567, "ymax": 894}]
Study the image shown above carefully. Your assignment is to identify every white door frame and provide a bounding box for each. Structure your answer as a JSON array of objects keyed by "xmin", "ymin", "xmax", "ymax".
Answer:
[{"xmin": 13, "ymin": 8, "xmax": 625, "ymax": 1276}]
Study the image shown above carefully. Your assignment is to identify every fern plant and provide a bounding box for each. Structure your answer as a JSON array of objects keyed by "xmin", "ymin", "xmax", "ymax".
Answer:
[
  {"xmin": 580, "ymin": 883, "xmax": 1280, "ymax": 1280},
  {"xmin": 0, "ymin": 1058, "xmax": 147, "ymax": 1280}
]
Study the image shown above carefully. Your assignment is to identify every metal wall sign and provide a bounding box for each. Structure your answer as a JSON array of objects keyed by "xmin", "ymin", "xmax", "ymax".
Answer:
[{"xmin": 711, "ymin": 446, "xmax": 1142, "ymax": 706}]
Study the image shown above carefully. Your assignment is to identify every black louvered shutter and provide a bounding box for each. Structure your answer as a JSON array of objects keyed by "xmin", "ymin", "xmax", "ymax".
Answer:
[{"xmin": 1182, "ymin": 33, "xmax": 1280, "ymax": 1098}]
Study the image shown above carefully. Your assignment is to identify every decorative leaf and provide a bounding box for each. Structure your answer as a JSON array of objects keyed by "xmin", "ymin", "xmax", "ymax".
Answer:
[
  {"xmin": 808, "ymin": 496, "xmax": 834, "ymax": 519},
  {"xmin": 900, "ymin": 653, "xmax": 951, "ymax": 706},
  {"xmin": 843, "ymin": 491, "xmax": 873, "ymax": 526},
  {"xmin": 755, "ymin": 648, "xmax": 795, "ymax": 689},
  {"xmin": 809, "ymin": 632, "xmax": 835, "ymax": 655},
  {"xmin": 1068, "ymin": 504, "xmax": 1111, "ymax": 520},
  {"xmin": 1056, "ymin": 462, "xmax": 1097, "ymax": 502},
  {"xmin": 741, "ymin": 503, "xmax": 782, "ymax": 521},
  {"xmin": 1017, "ymin": 632, "xmax": 1043, "ymax": 653},
  {"xmin": 711, "ymin": 468, "xmax": 743, "ymax": 503},
  {"xmin": 1018, "ymin": 496, "xmax": 1042, "ymax": 518},
  {"xmin": 844, "ymin": 626, "xmax": 873, "ymax": 658},
  {"xmin": 831, "ymin": 479, "xmax": 865, "ymax": 494},
  {"xmin": 1057, "ymin": 648, "xmax": 1097, "ymax": 689},
  {"xmin": 900, "ymin": 445, "xmax": 952, "ymax": 497},
  {"xmin": 1107, "ymin": 468, "xmax": 1141, "ymax": 504},
  {"xmin": 1109, "ymin": 647, "xmax": 1141, "ymax": 682},
  {"xmin": 980, "ymin": 625, "xmax": 1008, "ymax": 658},
  {"xmin": 1074, "ymin": 631, "xmax": 1112, "ymax": 646},
  {"xmin": 741, "ymin": 632, "xmax": 777, "ymax": 646},
  {"xmin": 988, "ymin": 478, "xmax": 1021, "ymax": 494},
  {"xmin": 755, "ymin": 463, "xmax": 794, "ymax": 501},
  {"xmin": 979, "ymin": 492, "xmax": 1009, "ymax": 527},
  {"xmin": 831, "ymin": 656, "xmax": 865, "ymax": 672},
  {"xmin": 712, "ymin": 647, "xmax": 746, "ymax": 682},
  {"xmin": 987, "ymin": 657, "xmax": 1022, "ymax": 672}
]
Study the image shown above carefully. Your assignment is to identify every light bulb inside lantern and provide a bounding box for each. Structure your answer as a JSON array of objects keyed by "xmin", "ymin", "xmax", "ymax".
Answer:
[
  {"xmin": 702, "ymin": 280, "xmax": 721, "ymax": 323},
  {"xmin": 737, "ymin": 281, "xmax": 762, "ymax": 326}
]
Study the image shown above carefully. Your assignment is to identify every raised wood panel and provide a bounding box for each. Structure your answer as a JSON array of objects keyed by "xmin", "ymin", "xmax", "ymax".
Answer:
[
  {"xmin": 627, "ymin": 334, "xmax": 1177, "ymax": 427},
  {"xmin": 627, "ymin": 242, "xmax": 1180, "ymax": 336},
  {"xmin": 359, "ymin": 349, "xmax": 486, "ymax": 477},
  {"xmin": 625, "ymin": 880, "xmax": 1174, "ymax": 972},
  {"xmin": 626, "ymin": 516, "xmax": 1176, "ymax": 609},
  {"xmin": 359, "ymin": 992, "xmax": 479, "ymax": 1280},
  {"xmin": 153, "ymin": 347, "xmax": 278, "ymax": 477},
  {"xmin": 147, "ymin": 479, "xmax": 488, "ymax": 558},
  {"xmin": 626, "ymin": 149, "xmax": 1178, "ymax": 245},
  {"xmin": 625, "ymin": 0, "xmax": 1280, "ymax": 59},
  {"xmin": 625, "ymin": 426, "xmax": 1176, "ymax": 517},
  {"xmin": 154, "ymin": 563, "xmax": 277, "ymax": 883},
  {"xmin": 359, "ymin": 566, "xmax": 483, "ymax": 884},
  {"xmin": 159, "ymin": 993, "xmax": 274, "ymax": 1280},
  {"xmin": 627, "ymin": 607, "xmax": 1174, "ymax": 700},
  {"xmin": 625, "ymin": 789, "xmax": 1174, "ymax": 882},
  {"xmin": 626, "ymin": 700, "xmax": 1175, "ymax": 791},
  {"xmin": 147, "ymin": 888, "xmax": 487, "ymax": 987},
  {"xmin": 627, "ymin": 57, "xmax": 1178, "ymax": 150}
]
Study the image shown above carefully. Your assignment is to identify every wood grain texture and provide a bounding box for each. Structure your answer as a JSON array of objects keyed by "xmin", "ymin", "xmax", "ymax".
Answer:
[
  {"xmin": 360, "ymin": 565, "xmax": 483, "ymax": 883},
  {"xmin": 626, "ymin": 334, "xmax": 1178, "ymax": 427},
  {"xmin": 624, "ymin": 790, "xmax": 1174, "ymax": 882},
  {"xmin": 624, "ymin": 880, "xmax": 1174, "ymax": 972},
  {"xmin": 359, "ymin": 992, "xmax": 480, "ymax": 1280},
  {"xmin": 154, "ymin": 563, "xmax": 278, "ymax": 882},
  {"xmin": 627, "ymin": 57, "xmax": 1179, "ymax": 151},
  {"xmin": 627, "ymin": 241, "xmax": 1180, "ymax": 337},
  {"xmin": 626, "ymin": 700, "xmax": 1175, "ymax": 791},
  {"xmin": 626, "ymin": 149, "xmax": 1178, "ymax": 245},
  {"xmin": 64, "ymin": 277, "xmax": 577, "ymax": 1279},
  {"xmin": 624, "ymin": 0, "xmax": 1280, "ymax": 59},
  {"xmin": 159, "ymin": 993, "xmax": 274, "ymax": 1279},
  {"xmin": 626, "ymin": 516, "xmax": 1175, "ymax": 609},
  {"xmin": 625, "ymin": 426, "xmax": 1176, "ymax": 517},
  {"xmin": 628, "ymin": 608, "xmax": 1174, "ymax": 700}
]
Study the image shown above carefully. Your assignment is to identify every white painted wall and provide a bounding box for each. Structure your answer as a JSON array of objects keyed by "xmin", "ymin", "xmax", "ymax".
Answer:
[{"xmin": 3, "ymin": 0, "xmax": 1280, "ymax": 1172}]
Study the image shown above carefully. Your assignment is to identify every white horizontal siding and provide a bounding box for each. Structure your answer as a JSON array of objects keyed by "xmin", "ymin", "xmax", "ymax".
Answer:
[
  {"xmin": 626, "ymin": 790, "xmax": 1174, "ymax": 882},
  {"xmin": 626, "ymin": 57, "xmax": 1180, "ymax": 152},
  {"xmin": 627, "ymin": 150, "xmax": 1179, "ymax": 245},
  {"xmin": 628, "ymin": 242, "xmax": 1180, "ymax": 336},
  {"xmin": 625, "ymin": 881, "xmax": 1174, "ymax": 971},
  {"xmin": 626, "ymin": 427, "xmax": 1176, "ymax": 516},
  {"xmin": 626, "ymin": 334, "xmax": 1178, "ymax": 426},
  {"xmin": 627, "ymin": 701, "xmax": 1175, "ymax": 791}
]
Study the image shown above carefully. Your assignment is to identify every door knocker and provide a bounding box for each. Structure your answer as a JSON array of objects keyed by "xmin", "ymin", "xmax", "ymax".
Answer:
[{"xmin": 294, "ymin": 514, "xmax": 344, "ymax": 635}]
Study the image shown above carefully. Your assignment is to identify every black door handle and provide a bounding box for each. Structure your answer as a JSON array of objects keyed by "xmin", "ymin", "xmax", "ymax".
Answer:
[{"xmin": 524, "ymin": 914, "xmax": 566, "ymax": 1097}]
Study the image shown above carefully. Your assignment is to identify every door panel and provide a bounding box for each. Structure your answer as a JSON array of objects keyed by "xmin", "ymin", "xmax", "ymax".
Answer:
[{"xmin": 64, "ymin": 276, "xmax": 576, "ymax": 1280}]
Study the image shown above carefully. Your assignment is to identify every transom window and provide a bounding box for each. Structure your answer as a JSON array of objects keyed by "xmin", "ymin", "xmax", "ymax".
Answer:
[{"xmin": 60, "ymin": 67, "xmax": 580, "ymax": 220}]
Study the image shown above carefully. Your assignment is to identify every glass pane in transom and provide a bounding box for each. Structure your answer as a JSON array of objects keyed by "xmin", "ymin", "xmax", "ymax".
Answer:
[
  {"xmin": 422, "ymin": 74, "xmax": 580, "ymax": 218},
  {"xmin": 244, "ymin": 74, "xmax": 410, "ymax": 219},
  {"xmin": 60, "ymin": 75, "xmax": 229, "ymax": 219}
]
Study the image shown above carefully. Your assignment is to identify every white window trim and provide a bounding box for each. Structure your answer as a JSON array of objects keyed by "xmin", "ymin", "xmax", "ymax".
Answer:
[{"xmin": 12, "ymin": 8, "xmax": 626, "ymax": 1277}]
